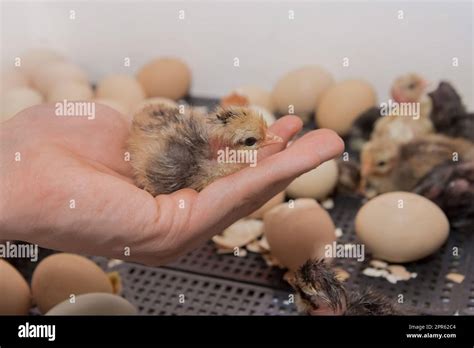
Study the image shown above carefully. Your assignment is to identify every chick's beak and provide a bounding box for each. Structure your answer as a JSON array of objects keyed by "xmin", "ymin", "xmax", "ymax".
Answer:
[{"xmin": 262, "ymin": 131, "xmax": 283, "ymax": 147}]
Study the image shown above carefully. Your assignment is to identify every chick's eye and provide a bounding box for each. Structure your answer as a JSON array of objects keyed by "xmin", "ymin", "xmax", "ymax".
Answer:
[
  {"xmin": 407, "ymin": 83, "xmax": 416, "ymax": 90},
  {"xmin": 244, "ymin": 137, "xmax": 257, "ymax": 146},
  {"xmin": 376, "ymin": 160, "xmax": 387, "ymax": 167}
]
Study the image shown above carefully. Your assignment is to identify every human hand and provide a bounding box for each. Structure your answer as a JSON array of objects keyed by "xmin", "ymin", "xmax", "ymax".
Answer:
[{"xmin": 0, "ymin": 104, "xmax": 344, "ymax": 265}]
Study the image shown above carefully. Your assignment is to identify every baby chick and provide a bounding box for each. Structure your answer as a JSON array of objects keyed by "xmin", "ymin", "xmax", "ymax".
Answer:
[
  {"xmin": 371, "ymin": 73, "xmax": 434, "ymax": 144},
  {"xmin": 128, "ymin": 105, "xmax": 282, "ymax": 196},
  {"xmin": 360, "ymin": 134, "xmax": 474, "ymax": 195},
  {"xmin": 292, "ymin": 259, "xmax": 404, "ymax": 315}
]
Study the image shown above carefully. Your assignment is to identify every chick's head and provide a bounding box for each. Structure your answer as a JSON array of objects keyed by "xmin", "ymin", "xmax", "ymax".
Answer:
[
  {"xmin": 211, "ymin": 106, "xmax": 282, "ymax": 150},
  {"xmin": 391, "ymin": 73, "xmax": 428, "ymax": 103},
  {"xmin": 360, "ymin": 139, "xmax": 400, "ymax": 194}
]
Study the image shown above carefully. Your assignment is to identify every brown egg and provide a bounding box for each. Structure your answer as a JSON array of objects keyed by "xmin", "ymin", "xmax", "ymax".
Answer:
[
  {"xmin": 47, "ymin": 81, "xmax": 93, "ymax": 102},
  {"xmin": 31, "ymin": 61, "xmax": 88, "ymax": 95},
  {"xmin": 355, "ymin": 192, "xmax": 449, "ymax": 263},
  {"xmin": 31, "ymin": 253, "xmax": 114, "ymax": 314},
  {"xmin": 233, "ymin": 85, "xmax": 275, "ymax": 112},
  {"xmin": 248, "ymin": 191, "xmax": 285, "ymax": 219},
  {"xmin": 0, "ymin": 260, "xmax": 31, "ymax": 315},
  {"xmin": 316, "ymin": 79, "xmax": 377, "ymax": 136},
  {"xmin": 272, "ymin": 66, "xmax": 334, "ymax": 121},
  {"xmin": 1, "ymin": 69, "xmax": 30, "ymax": 92},
  {"xmin": 137, "ymin": 58, "xmax": 191, "ymax": 100},
  {"xmin": 263, "ymin": 199, "xmax": 336, "ymax": 271},
  {"xmin": 96, "ymin": 74, "xmax": 145, "ymax": 112},
  {"xmin": 286, "ymin": 159, "xmax": 338, "ymax": 200},
  {"xmin": 1, "ymin": 87, "xmax": 43, "ymax": 121},
  {"xmin": 20, "ymin": 48, "xmax": 64, "ymax": 76}
]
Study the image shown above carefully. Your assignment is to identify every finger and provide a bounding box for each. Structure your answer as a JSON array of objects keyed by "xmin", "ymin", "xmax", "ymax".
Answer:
[
  {"xmin": 192, "ymin": 128, "xmax": 344, "ymax": 233},
  {"xmin": 258, "ymin": 115, "xmax": 303, "ymax": 159}
]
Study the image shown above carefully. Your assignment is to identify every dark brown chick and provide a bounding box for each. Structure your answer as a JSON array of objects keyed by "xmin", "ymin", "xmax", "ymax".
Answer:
[
  {"xmin": 292, "ymin": 259, "xmax": 404, "ymax": 315},
  {"xmin": 128, "ymin": 105, "xmax": 282, "ymax": 196},
  {"xmin": 360, "ymin": 134, "xmax": 474, "ymax": 195}
]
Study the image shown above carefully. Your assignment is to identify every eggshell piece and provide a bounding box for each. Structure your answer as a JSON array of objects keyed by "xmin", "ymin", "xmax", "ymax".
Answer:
[
  {"xmin": 0, "ymin": 260, "xmax": 31, "ymax": 315},
  {"xmin": 46, "ymin": 293, "xmax": 137, "ymax": 315},
  {"xmin": 31, "ymin": 61, "xmax": 88, "ymax": 94},
  {"xmin": 212, "ymin": 219, "xmax": 263, "ymax": 249},
  {"xmin": 233, "ymin": 85, "xmax": 275, "ymax": 112},
  {"xmin": 286, "ymin": 159, "xmax": 338, "ymax": 200},
  {"xmin": 272, "ymin": 66, "xmax": 334, "ymax": 118},
  {"xmin": 1, "ymin": 87, "xmax": 43, "ymax": 121},
  {"xmin": 31, "ymin": 253, "xmax": 114, "ymax": 314},
  {"xmin": 47, "ymin": 81, "xmax": 93, "ymax": 102},
  {"xmin": 316, "ymin": 79, "xmax": 377, "ymax": 136},
  {"xmin": 96, "ymin": 74, "xmax": 145, "ymax": 112},
  {"xmin": 137, "ymin": 58, "xmax": 191, "ymax": 100},
  {"xmin": 263, "ymin": 199, "xmax": 336, "ymax": 271},
  {"xmin": 355, "ymin": 192, "xmax": 449, "ymax": 263},
  {"xmin": 248, "ymin": 191, "xmax": 285, "ymax": 219}
]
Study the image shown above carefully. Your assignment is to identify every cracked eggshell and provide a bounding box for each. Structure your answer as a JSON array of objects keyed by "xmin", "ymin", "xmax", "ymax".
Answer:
[
  {"xmin": 212, "ymin": 219, "xmax": 263, "ymax": 249},
  {"xmin": 316, "ymin": 79, "xmax": 377, "ymax": 136},
  {"xmin": 137, "ymin": 58, "xmax": 191, "ymax": 100},
  {"xmin": 46, "ymin": 293, "xmax": 137, "ymax": 315},
  {"xmin": 1, "ymin": 87, "xmax": 43, "ymax": 121},
  {"xmin": 272, "ymin": 66, "xmax": 334, "ymax": 120},
  {"xmin": 355, "ymin": 192, "xmax": 449, "ymax": 263},
  {"xmin": 96, "ymin": 74, "xmax": 145, "ymax": 112},
  {"xmin": 263, "ymin": 199, "xmax": 336, "ymax": 271},
  {"xmin": 0, "ymin": 260, "xmax": 31, "ymax": 315},
  {"xmin": 286, "ymin": 159, "xmax": 338, "ymax": 200},
  {"xmin": 31, "ymin": 253, "xmax": 114, "ymax": 314},
  {"xmin": 248, "ymin": 191, "xmax": 285, "ymax": 219}
]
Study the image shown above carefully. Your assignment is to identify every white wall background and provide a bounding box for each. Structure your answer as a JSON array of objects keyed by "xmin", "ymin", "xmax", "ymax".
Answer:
[{"xmin": 1, "ymin": 0, "xmax": 473, "ymax": 108}]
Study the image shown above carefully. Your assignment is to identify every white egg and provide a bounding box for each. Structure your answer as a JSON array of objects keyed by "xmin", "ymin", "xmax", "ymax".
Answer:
[
  {"xmin": 46, "ymin": 293, "xmax": 137, "ymax": 315},
  {"xmin": 31, "ymin": 61, "xmax": 88, "ymax": 95},
  {"xmin": 96, "ymin": 74, "xmax": 145, "ymax": 112},
  {"xmin": 47, "ymin": 81, "xmax": 93, "ymax": 102}
]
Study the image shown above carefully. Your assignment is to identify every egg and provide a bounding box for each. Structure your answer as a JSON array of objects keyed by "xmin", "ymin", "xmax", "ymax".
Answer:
[
  {"xmin": 286, "ymin": 159, "xmax": 338, "ymax": 200},
  {"xmin": 248, "ymin": 191, "xmax": 285, "ymax": 219},
  {"xmin": 272, "ymin": 66, "xmax": 334, "ymax": 121},
  {"xmin": 233, "ymin": 85, "xmax": 275, "ymax": 112},
  {"xmin": 46, "ymin": 293, "xmax": 137, "ymax": 315},
  {"xmin": 355, "ymin": 192, "xmax": 449, "ymax": 263},
  {"xmin": 137, "ymin": 58, "xmax": 191, "ymax": 100},
  {"xmin": 248, "ymin": 105, "xmax": 276, "ymax": 126},
  {"xmin": 47, "ymin": 81, "xmax": 93, "ymax": 102},
  {"xmin": 20, "ymin": 48, "xmax": 64, "ymax": 76},
  {"xmin": 96, "ymin": 74, "xmax": 145, "ymax": 112},
  {"xmin": 316, "ymin": 79, "xmax": 377, "ymax": 136},
  {"xmin": 133, "ymin": 97, "xmax": 178, "ymax": 114},
  {"xmin": 31, "ymin": 253, "xmax": 114, "ymax": 314},
  {"xmin": 31, "ymin": 61, "xmax": 88, "ymax": 95},
  {"xmin": 0, "ymin": 260, "xmax": 31, "ymax": 315},
  {"xmin": 1, "ymin": 87, "xmax": 43, "ymax": 121},
  {"xmin": 1, "ymin": 69, "xmax": 30, "ymax": 91},
  {"xmin": 94, "ymin": 98, "xmax": 129, "ymax": 116},
  {"xmin": 263, "ymin": 199, "xmax": 336, "ymax": 271}
]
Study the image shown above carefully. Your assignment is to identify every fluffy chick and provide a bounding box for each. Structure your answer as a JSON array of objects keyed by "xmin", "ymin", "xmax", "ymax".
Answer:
[
  {"xmin": 428, "ymin": 81, "xmax": 474, "ymax": 142},
  {"xmin": 128, "ymin": 105, "xmax": 282, "ymax": 196},
  {"xmin": 360, "ymin": 134, "xmax": 474, "ymax": 195},
  {"xmin": 292, "ymin": 259, "xmax": 404, "ymax": 315},
  {"xmin": 371, "ymin": 73, "xmax": 434, "ymax": 144}
]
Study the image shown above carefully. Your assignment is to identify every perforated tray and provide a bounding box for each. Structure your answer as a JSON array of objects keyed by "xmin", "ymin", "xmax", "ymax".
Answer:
[{"xmin": 8, "ymin": 97, "xmax": 474, "ymax": 316}]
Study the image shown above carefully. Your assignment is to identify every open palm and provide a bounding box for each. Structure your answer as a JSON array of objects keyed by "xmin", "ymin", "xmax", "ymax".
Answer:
[{"xmin": 0, "ymin": 103, "xmax": 343, "ymax": 265}]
